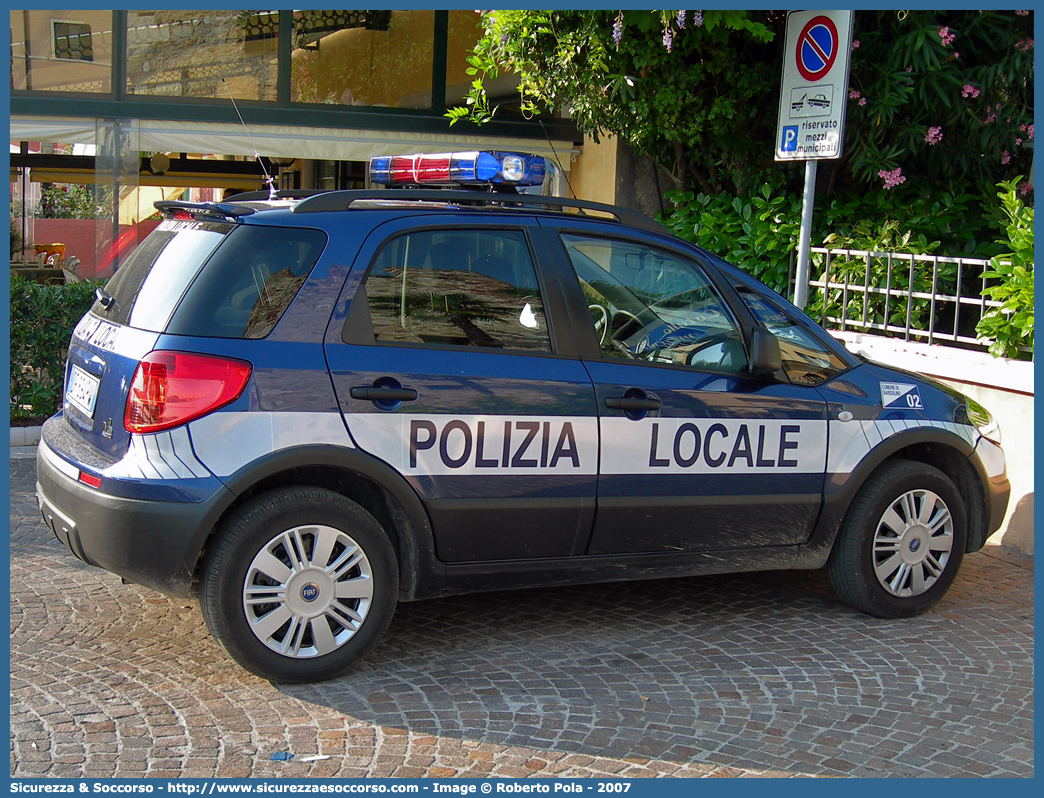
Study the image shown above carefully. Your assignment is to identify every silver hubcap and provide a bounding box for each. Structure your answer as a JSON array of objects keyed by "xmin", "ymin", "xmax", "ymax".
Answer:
[
  {"xmin": 242, "ymin": 525, "xmax": 373, "ymax": 658},
  {"xmin": 872, "ymin": 489, "xmax": 953, "ymax": 597}
]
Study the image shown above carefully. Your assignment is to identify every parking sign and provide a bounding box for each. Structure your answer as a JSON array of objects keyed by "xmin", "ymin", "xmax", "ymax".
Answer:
[{"xmin": 775, "ymin": 11, "xmax": 854, "ymax": 161}]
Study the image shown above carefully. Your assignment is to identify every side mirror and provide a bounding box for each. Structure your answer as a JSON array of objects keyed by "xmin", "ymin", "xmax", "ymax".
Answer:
[{"xmin": 748, "ymin": 329, "xmax": 781, "ymax": 379}]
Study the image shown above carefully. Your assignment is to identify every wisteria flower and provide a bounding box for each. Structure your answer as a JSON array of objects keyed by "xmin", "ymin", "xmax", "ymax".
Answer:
[
  {"xmin": 694, "ymin": 11, "xmax": 703, "ymax": 27},
  {"xmin": 663, "ymin": 26, "xmax": 673, "ymax": 52},
  {"xmin": 962, "ymin": 84, "xmax": 980, "ymax": 99},
  {"xmin": 1001, "ymin": 150, "xmax": 1011, "ymax": 165},
  {"xmin": 938, "ymin": 27, "xmax": 955, "ymax": 46},
  {"xmin": 925, "ymin": 126, "xmax": 943, "ymax": 145},
  {"xmin": 612, "ymin": 13, "xmax": 623, "ymax": 47},
  {"xmin": 878, "ymin": 168, "xmax": 906, "ymax": 189},
  {"xmin": 677, "ymin": 10, "xmax": 686, "ymax": 29}
]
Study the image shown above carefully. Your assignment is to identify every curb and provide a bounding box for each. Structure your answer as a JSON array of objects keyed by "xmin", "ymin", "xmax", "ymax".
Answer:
[{"xmin": 11, "ymin": 426, "xmax": 42, "ymax": 448}]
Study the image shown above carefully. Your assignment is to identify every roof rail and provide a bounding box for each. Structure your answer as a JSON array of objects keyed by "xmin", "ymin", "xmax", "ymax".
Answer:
[
  {"xmin": 290, "ymin": 189, "xmax": 666, "ymax": 233},
  {"xmin": 224, "ymin": 189, "xmax": 326, "ymax": 202},
  {"xmin": 154, "ymin": 200, "xmax": 256, "ymax": 222}
]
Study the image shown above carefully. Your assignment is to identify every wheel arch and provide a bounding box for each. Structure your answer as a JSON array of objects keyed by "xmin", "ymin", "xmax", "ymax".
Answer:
[
  {"xmin": 191, "ymin": 446, "xmax": 441, "ymax": 600},
  {"xmin": 799, "ymin": 427, "xmax": 986, "ymax": 567}
]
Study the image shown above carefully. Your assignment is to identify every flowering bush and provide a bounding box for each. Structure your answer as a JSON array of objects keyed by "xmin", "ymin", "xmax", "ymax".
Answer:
[
  {"xmin": 844, "ymin": 11, "xmax": 1033, "ymax": 200},
  {"xmin": 36, "ymin": 183, "xmax": 102, "ymax": 219}
]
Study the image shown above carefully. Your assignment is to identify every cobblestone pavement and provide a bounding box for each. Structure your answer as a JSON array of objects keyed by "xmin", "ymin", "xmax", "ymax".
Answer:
[{"xmin": 10, "ymin": 452, "xmax": 1034, "ymax": 779}]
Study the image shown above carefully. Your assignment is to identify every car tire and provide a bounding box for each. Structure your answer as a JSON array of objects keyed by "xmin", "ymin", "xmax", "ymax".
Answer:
[
  {"xmin": 827, "ymin": 459, "xmax": 967, "ymax": 619},
  {"xmin": 200, "ymin": 486, "xmax": 398, "ymax": 683}
]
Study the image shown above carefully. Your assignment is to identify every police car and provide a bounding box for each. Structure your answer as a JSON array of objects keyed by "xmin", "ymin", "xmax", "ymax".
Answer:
[{"xmin": 36, "ymin": 150, "xmax": 1010, "ymax": 683}]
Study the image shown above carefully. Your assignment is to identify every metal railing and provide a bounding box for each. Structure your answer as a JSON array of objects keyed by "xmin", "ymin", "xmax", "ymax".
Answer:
[{"xmin": 805, "ymin": 247, "xmax": 1023, "ymax": 353}]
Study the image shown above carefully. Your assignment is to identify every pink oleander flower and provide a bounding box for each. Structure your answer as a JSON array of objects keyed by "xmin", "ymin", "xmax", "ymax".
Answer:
[
  {"xmin": 938, "ymin": 27, "xmax": 955, "ymax": 46},
  {"xmin": 849, "ymin": 89, "xmax": 861, "ymax": 100},
  {"xmin": 1020, "ymin": 123, "xmax": 1034, "ymax": 139},
  {"xmin": 878, "ymin": 168, "xmax": 906, "ymax": 189},
  {"xmin": 906, "ymin": 66, "xmax": 913, "ymax": 72},
  {"xmin": 1019, "ymin": 183, "xmax": 1033, "ymax": 196},
  {"xmin": 1016, "ymin": 10, "xmax": 1030, "ymax": 15},
  {"xmin": 852, "ymin": 39, "xmax": 860, "ymax": 49},
  {"xmin": 1016, "ymin": 39, "xmax": 1034, "ymax": 51},
  {"xmin": 858, "ymin": 97, "xmax": 867, "ymax": 106},
  {"xmin": 1016, "ymin": 137, "xmax": 1023, "ymax": 146},
  {"xmin": 962, "ymin": 84, "xmax": 980, "ymax": 99},
  {"xmin": 1001, "ymin": 150, "xmax": 1011, "ymax": 165},
  {"xmin": 925, "ymin": 126, "xmax": 943, "ymax": 145}
]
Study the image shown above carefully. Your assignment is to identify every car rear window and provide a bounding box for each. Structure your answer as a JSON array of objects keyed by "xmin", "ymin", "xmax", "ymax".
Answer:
[
  {"xmin": 93, "ymin": 220, "xmax": 232, "ymax": 331},
  {"xmin": 95, "ymin": 221, "xmax": 327, "ymax": 339}
]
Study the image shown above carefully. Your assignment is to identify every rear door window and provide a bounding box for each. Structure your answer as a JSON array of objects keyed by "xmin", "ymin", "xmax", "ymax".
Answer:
[{"xmin": 362, "ymin": 228, "xmax": 551, "ymax": 352}]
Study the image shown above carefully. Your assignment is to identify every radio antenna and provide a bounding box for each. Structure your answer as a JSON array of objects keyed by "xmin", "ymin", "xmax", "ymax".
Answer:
[
  {"xmin": 222, "ymin": 78, "xmax": 276, "ymax": 200},
  {"xmin": 540, "ymin": 120, "xmax": 577, "ymax": 200}
]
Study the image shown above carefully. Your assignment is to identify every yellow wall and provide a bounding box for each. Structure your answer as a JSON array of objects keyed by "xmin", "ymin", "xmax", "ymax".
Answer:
[{"xmin": 568, "ymin": 133, "xmax": 618, "ymax": 205}]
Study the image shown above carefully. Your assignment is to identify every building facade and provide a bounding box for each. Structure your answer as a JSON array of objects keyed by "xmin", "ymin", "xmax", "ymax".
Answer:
[{"xmin": 10, "ymin": 9, "xmax": 596, "ymax": 276}]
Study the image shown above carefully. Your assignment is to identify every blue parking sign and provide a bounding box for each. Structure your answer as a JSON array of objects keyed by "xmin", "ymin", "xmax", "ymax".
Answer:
[{"xmin": 781, "ymin": 126, "xmax": 798, "ymax": 152}]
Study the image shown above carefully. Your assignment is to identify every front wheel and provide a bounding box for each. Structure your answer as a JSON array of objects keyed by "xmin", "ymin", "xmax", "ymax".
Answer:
[
  {"xmin": 200, "ymin": 487, "xmax": 398, "ymax": 683},
  {"xmin": 827, "ymin": 460, "xmax": 967, "ymax": 618}
]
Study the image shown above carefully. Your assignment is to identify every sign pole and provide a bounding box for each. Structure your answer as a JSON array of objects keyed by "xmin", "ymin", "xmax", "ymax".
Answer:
[
  {"xmin": 794, "ymin": 159, "xmax": 817, "ymax": 309},
  {"xmin": 774, "ymin": 10, "xmax": 854, "ymax": 310}
]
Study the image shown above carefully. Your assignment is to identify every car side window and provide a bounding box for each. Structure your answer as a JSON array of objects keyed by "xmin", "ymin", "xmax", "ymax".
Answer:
[
  {"xmin": 560, "ymin": 234, "xmax": 747, "ymax": 373},
  {"xmin": 735, "ymin": 286, "xmax": 848, "ymax": 385},
  {"xmin": 363, "ymin": 229, "xmax": 551, "ymax": 352}
]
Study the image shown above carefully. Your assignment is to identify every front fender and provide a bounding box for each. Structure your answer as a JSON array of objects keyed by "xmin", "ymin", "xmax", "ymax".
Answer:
[{"xmin": 796, "ymin": 423, "xmax": 979, "ymax": 569}]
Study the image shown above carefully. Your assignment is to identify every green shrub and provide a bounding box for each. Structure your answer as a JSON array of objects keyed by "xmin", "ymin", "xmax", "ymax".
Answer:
[
  {"xmin": 976, "ymin": 178, "xmax": 1034, "ymax": 358},
  {"xmin": 10, "ymin": 276, "xmax": 101, "ymax": 423},
  {"xmin": 661, "ymin": 185, "xmax": 801, "ymax": 294}
]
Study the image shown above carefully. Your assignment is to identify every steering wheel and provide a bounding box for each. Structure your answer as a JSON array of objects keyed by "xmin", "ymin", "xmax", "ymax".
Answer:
[{"xmin": 588, "ymin": 304, "xmax": 609, "ymax": 345}]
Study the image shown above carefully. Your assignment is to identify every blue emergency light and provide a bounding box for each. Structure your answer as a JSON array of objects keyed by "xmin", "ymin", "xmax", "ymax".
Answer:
[{"xmin": 369, "ymin": 151, "xmax": 546, "ymax": 188}]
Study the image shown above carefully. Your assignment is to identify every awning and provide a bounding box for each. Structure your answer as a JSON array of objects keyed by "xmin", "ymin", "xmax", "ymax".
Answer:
[{"xmin": 9, "ymin": 116, "xmax": 578, "ymax": 171}]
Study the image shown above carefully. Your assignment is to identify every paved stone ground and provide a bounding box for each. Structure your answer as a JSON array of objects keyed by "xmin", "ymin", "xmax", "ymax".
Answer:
[{"xmin": 10, "ymin": 451, "xmax": 1034, "ymax": 779}]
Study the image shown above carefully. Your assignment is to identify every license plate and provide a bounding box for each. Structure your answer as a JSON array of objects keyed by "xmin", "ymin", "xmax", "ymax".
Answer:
[{"xmin": 66, "ymin": 365, "xmax": 101, "ymax": 418}]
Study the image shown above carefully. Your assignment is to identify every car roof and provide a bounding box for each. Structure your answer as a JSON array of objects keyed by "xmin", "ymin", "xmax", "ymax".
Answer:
[{"xmin": 156, "ymin": 190, "xmax": 668, "ymax": 234}]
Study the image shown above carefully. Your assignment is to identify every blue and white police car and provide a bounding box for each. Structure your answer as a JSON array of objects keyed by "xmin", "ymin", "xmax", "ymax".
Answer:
[{"xmin": 37, "ymin": 151, "xmax": 1010, "ymax": 682}]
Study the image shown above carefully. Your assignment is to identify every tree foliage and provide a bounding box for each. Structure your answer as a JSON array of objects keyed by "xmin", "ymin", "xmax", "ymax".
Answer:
[
  {"xmin": 448, "ymin": 10, "xmax": 780, "ymax": 195},
  {"xmin": 451, "ymin": 10, "xmax": 1034, "ymax": 202}
]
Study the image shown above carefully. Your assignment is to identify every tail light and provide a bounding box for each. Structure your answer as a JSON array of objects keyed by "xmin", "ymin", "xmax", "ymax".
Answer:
[{"xmin": 124, "ymin": 351, "xmax": 252, "ymax": 434}]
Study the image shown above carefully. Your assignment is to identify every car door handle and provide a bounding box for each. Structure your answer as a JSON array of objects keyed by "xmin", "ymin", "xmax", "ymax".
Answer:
[
  {"xmin": 350, "ymin": 386, "xmax": 418, "ymax": 402},
  {"xmin": 605, "ymin": 396, "xmax": 661, "ymax": 412}
]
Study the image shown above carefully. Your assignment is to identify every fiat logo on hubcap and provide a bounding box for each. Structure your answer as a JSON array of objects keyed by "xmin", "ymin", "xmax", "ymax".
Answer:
[
  {"xmin": 300, "ymin": 583, "xmax": 320, "ymax": 602},
  {"xmin": 909, "ymin": 539, "xmax": 921, "ymax": 553}
]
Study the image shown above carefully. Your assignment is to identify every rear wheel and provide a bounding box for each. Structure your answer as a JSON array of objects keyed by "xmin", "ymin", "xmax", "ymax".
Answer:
[
  {"xmin": 827, "ymin": 460, "xmax": 967, "ymax": 618},
  {"xmin": 200, "ymin": 487, "xmax": 398, "ymax": 683}
]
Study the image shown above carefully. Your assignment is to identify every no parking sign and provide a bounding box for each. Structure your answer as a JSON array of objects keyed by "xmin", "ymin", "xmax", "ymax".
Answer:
[{"xmin": 775, "ymin": 10, "xmax": 854, "ymax": 161}]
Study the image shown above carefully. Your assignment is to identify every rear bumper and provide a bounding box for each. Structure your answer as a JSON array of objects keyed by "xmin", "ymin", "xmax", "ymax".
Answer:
[{"xmin": 36, "ymin": 440, "xmax": 234, "ymax": 596}]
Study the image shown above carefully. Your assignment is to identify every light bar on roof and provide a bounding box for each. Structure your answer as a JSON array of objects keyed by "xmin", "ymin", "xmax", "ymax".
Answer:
[{"xmin": 369, "ymin": 151, "xmax": 546, "ymax": 187}]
